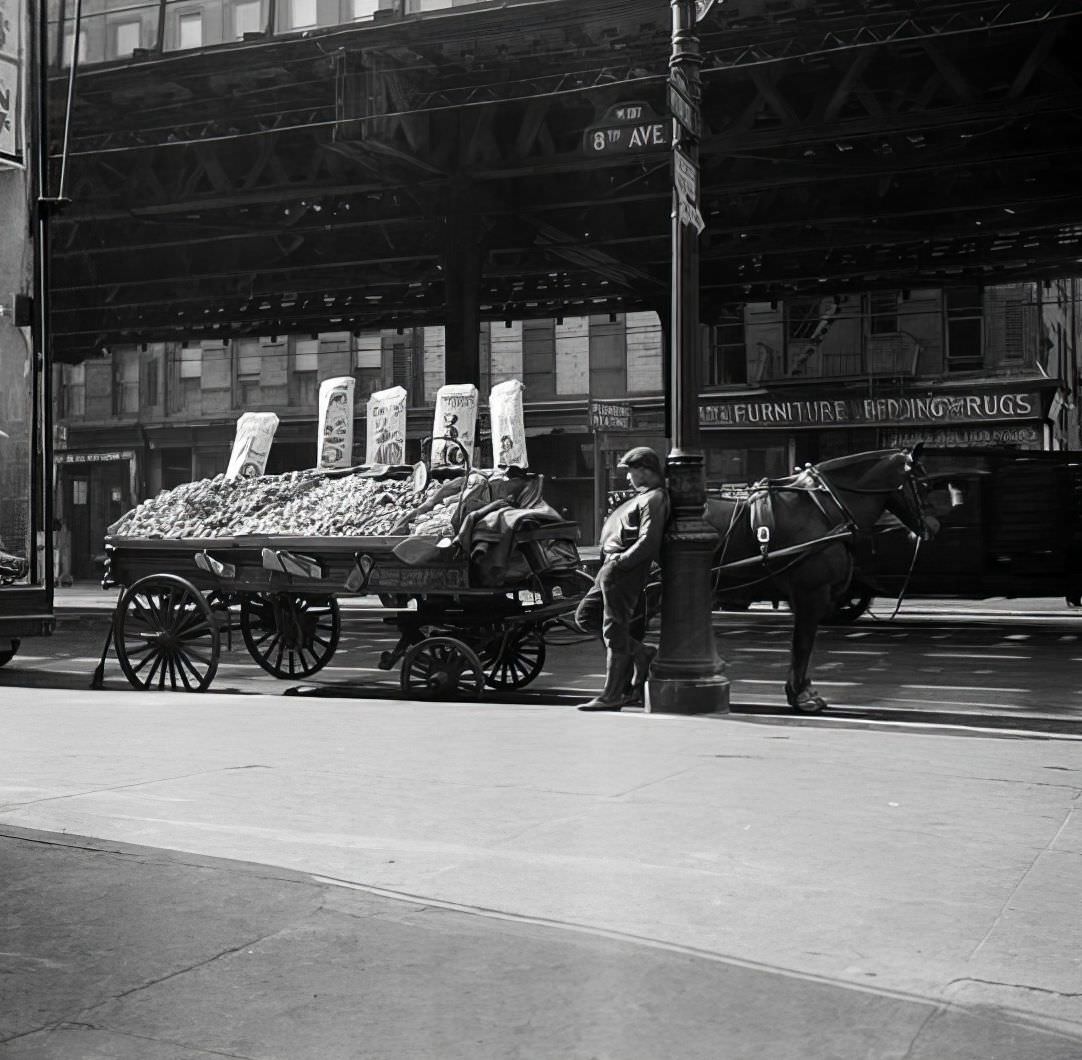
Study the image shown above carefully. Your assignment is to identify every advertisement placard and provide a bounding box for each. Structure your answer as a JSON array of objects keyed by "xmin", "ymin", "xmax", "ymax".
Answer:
[{"xmin": 0, "ymin": 0, "xmax": 23, "ymax": 166}]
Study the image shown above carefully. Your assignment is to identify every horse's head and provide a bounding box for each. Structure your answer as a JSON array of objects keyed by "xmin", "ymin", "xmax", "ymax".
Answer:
[
  {"xmin": 816, "ymin": 446, "xmax": 938, "ymax": 541},
  {"xmin": 887, "ymin": 444, "xmax": 939, "ymax": 541}
]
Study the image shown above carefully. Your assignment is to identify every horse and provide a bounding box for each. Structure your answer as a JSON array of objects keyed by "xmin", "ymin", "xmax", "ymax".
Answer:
[{"xmin": 704, "ymin": 446, "xmax": 938, "ymax": 713}]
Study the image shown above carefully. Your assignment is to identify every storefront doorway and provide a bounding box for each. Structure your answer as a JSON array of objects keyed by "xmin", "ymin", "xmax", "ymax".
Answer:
[{"xmin": 61, "ymin": 457, "xmax": 135, "ymax": 581}]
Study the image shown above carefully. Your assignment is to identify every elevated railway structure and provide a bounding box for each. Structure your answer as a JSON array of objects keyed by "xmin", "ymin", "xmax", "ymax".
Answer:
[{"xmin": 45, "ymin": 0, "xmax": 1082, "ymax": 378}]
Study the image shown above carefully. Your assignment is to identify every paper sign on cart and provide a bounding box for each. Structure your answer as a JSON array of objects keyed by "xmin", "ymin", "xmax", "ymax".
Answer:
[
  {"xmin": 366, "ymin": 385, "xmax": 407, "ymax": 466},
  {"xmin": 317, "ymin": 377, "xmax": 356, "ymax": 470},
  {"xmin": 431, "ymin": 384, "xmax": 479, "ymax": 469},
  {"xmin": 489, "ymin": 379, "xmax": 528, "ymax": 468}
]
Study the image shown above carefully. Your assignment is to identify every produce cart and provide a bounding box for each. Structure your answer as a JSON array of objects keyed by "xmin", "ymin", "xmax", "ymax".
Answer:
[{"xmin": 94, "ymin": 465, "xmax": 589, "ymax": 700}]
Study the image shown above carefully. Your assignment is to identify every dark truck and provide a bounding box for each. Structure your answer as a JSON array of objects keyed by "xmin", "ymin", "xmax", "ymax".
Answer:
[{"xmin": 829, "ymin": 447, "xmax": 1082, "ymax": 620}]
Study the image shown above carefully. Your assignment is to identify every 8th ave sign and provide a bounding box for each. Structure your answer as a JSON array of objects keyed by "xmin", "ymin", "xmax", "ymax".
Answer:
[{"xmin": 583, "ymin": 102, "xmax": 671, "ymax": 156}]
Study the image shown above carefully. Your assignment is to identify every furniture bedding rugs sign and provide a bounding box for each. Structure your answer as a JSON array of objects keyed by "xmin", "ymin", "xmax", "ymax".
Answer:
[
  {"xmin": 0, "ymin": 0, "xmax": 22, "ymax": 166},
  {"xmin": 700, "ymin": 391, "xmax": 1041, "ymax": 429}
]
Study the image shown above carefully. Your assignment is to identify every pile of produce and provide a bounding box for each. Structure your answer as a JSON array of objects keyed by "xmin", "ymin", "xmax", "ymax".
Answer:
[{"xmin": 108, "ymin": 470, "xmax": 457, "ymax": 540}]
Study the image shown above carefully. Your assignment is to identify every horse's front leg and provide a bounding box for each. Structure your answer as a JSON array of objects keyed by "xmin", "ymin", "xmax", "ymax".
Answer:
[{"xmin": 786, "ymin": 584, "xmax": 834, "ymax": 714}]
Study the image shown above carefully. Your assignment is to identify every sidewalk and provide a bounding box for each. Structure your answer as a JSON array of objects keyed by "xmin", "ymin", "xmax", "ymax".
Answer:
[{"xmin": 1, "ymin": 686, "xmax": 1080, "ymax": 1057}]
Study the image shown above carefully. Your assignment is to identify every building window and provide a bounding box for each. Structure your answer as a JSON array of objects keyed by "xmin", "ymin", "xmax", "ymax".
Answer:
[
  {"xmin": 61, "ymin": 27, "xmax": 88, "ymax": 67},
  {"xmin": 353, "ymin": 330, "xmax": 385, "ymax": 398},
  {"xmin": 869, "ymin": 291, "xmax": 899, "ymax": 335},
  {"xmin": 113, "ymin": 20, "xmax": 141, "ymax": 58},
  {"xmin": 233, "ymin": 0, "xmax": 262, "ymax": 38},
  {"xmin": 555, "ymin": 317, "xmax": 589, "ymax": 395},
  {"xmin": 589, "ymin": 314, "xmax": 626, "ymax": 398},
  {"xmin": 946, "ymin": 286, "xmax": 983, "ymax": 371},
  {"xmin": 626, "ymin": 311, "xmax": 663, "ymax": 392},
  {"xmin": 294, "ymin": 339, "xmax": 319, "ymax": 373},
  {"xmin": 710, "ymin": 315, "xmax": 746, "ymax": 386},
  {"xmin": 351, "ymin": 0, "xmax": 380, "ymax": 18},
  {"xmin": 293, "ymin": 338, "xmax": 319, "ymax": 405},
  {"xmin": 143, "ymin": 356, "xmax": 160, "ymax": 407},
  {"xmin": 706, "ymin": 443, "xmax": 788, "ymax": 488},
  {"xmin": 63, "ymin": 363, "xmax": 86, "ymax": 417},
  {"xmin": 113, "ymin": 351, "xmax": 140, "ymax": 416},
  {"xmin": 234, "ymin": 339, "xmax": 263, "ymax": 405},
  {"xmin": 179, "ymin": 345, "xmax": 203, "ymax": 379},
  {"xmin": 177, "ymin": 12, "xmax": 203, "ymax": 48},
  {"xmin": 290, "ymin": 0, "xmax": 317, "ymax": 27}
]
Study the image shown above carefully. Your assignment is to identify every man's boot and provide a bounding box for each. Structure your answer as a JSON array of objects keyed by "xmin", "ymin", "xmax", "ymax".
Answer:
[
  {"xmin": 578, "ymin": 650, "xmax": 634, "ymax": 711},
  {"xmin": 624, "ymin": 642, "xmax": 657, "ymax": 708}
]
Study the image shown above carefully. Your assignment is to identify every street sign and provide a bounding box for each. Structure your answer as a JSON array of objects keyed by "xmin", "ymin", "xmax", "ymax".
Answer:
[
  {"xmin": 589, "ymin": 400, "xmax": 632, "ymax": 432},
  {"xmin": 668, "ymin": 82, "xmax": 702, "ymax": 140},
  {"xmin": 583, "ymin": 101, "xmax": 671, "ymax": 157},
  {"xmin": 679, "ymin": 200, "xmax": 706, "ymax": 234},
  {"xmin": 674, "ymin": 148, "xmax": 697, "ymax": 205},
  {"xmin": 695, "ymin": 0, "xmax": 720, "ymax": 21}
]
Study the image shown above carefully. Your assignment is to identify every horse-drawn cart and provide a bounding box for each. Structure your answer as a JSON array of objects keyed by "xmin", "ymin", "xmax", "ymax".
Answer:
[{"xmin": 95, "ymin": 469, "xmax": 588, "ymax": 700}]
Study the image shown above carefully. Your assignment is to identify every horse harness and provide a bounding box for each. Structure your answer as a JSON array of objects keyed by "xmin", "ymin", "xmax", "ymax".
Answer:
[{"xmin": 713, "ymin": 462, "xmax": 923, "ymax": 594}]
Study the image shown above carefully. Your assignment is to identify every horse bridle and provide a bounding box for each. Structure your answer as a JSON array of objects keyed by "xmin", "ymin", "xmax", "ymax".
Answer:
[{"xmin": 810, "ymin": 453, "xmax": 930, "ymax": 541}]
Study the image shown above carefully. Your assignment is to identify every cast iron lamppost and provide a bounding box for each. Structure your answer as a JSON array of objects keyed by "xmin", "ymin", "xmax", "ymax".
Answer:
[{"xmin": 646, "ymin": 0, "xmax": 730, "ymax": 714}]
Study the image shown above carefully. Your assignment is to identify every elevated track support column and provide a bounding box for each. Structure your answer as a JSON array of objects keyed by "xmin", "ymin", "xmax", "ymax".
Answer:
[
  {"xmin": 647, "ymin": 0, "xmax": 729, "ymax": 715},
  {"xmin": 442, "ymin": 181, "xmax": 482, "ymax": 386}
]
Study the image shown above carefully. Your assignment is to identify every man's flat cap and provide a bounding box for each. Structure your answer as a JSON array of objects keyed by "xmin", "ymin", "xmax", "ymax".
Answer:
[{"xmin": 617, "ymin": 446, "xmax": 664, "ymax": 474}]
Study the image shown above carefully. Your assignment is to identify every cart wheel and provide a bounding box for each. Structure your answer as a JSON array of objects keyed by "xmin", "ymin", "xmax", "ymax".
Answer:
[
  {"xmin": 484, "ymin": 628, "xmax": 546, "ymax": 690},
  {"xmin": 240, "ymin": 593, "xmax": 340, "ymax": 678},
  {"xmin": 400, "ymin": 636, "xmax": 484, "ymax": 701},
  {"xmin": 0, "ymin": 638, "xmax": 20, "ymax": 667},
  {"xmin": 115, "ymin": 574, "xmax": 220, "ymax": 692}
]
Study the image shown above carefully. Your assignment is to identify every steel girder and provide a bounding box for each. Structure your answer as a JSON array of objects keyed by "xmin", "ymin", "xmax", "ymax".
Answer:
[{"xmin": 47, "ymin": 0, "xmax": 1082, "ymax": 357}]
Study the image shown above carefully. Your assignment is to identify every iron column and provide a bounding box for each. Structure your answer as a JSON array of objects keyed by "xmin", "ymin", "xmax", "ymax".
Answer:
[{"xmin": 646, "ymin": 0, "xmax": 729, "ymax": 714}]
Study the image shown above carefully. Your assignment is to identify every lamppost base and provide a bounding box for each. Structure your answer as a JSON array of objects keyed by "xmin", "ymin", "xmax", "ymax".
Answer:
[{"xmin": 646, "ymin": 672, "xmax": 730, "ymax": 715}]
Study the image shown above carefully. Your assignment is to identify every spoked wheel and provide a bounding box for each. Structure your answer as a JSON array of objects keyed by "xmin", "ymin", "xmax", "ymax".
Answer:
[
  {"xmin": 400, "ymin": 636, "xmax": 485, "ymax": 701},
  {"xmin": 240, "ymin": 593, "xmax": 340, "ymax": 678},
  {"xmin": 0, "ymin": 638, "xmax": 20, "ymax": 667},
  {"xmin": 483, "ymin": 627, "xmax": 546, "ymax": 690},
  {"xmin": 115, "ymin": 574, "xmax": 220, "ymax": 692}
]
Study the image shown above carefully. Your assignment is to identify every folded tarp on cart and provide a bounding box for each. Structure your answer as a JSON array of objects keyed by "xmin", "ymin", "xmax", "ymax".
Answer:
[{"xmin": 455, "ymin": 500, "xmax": 579, "ymax": 588}]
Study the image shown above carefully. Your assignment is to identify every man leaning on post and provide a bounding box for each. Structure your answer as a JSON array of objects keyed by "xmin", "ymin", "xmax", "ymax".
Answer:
[{"xmin": 575, "ymin": 446, "xmax": 669, "ymax": 711}]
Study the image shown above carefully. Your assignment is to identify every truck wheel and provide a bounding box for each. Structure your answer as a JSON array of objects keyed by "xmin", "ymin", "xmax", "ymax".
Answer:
[{"xmin": 0, "ymin": 638, "xmax": 20, "ymax": 667}]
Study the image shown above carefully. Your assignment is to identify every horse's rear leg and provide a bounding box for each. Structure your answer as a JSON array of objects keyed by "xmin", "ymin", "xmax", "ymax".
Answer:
[{"xmin": 786, "ymin": 585, "xmax": 834, "ymax": 714}]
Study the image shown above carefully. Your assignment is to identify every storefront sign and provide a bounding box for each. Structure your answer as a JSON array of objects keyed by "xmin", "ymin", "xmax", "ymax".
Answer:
[
  {"xmin": 589, "ymin": 400, "xmax": 632, "ymax": 432},
  {"xmin": 700, "ymin": 391, "xmax": 1041, "ymax": 429},
  {"xmin": 57, "ymin": 450, "xmax": 136, "ymax": 464},
  {"xmin": 883, "ymin": 426, "xmax": 1042, "ymax": 450},
  {"xmin": 0, "ymin": 0, "xmax": 23, "ymax": 166}
]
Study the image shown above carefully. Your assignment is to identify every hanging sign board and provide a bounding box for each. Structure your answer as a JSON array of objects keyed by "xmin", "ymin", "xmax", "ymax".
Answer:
[
  {"xmin": 583, "ymin": 101, "xmax": 671, "ymax": 157},
  {"xmin": 589, "ymin": 400, "xmax": 632, "ymax": 432},
  {"xmin": 696, "ymin": 0, "xmax": 719, "ymax": 21},
  {"xmin": 674, "ymin": 148, "xmax": 697, "ymax": 205},
  {"xmin": 674, "ymin": 147, "xmax": 706, "ymax": 234},
  {"xmin": 668, "ymin": 82, "xmax": 701, "ymax": 140},
  {"xmin": 0, "ymin": 0, "xmax": 24, "ymax": 166}
]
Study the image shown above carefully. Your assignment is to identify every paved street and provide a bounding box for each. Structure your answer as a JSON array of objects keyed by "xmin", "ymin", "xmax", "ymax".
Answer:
[
  {"xmin": 9, "ymin": 584, "xmax": 1082, "ymax": 734},
  {"xmin": 1, "ymin": 587, "xmax": 1081, "ymax": 1057}
]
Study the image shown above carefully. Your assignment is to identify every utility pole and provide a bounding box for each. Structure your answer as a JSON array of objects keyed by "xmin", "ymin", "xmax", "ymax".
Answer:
[{"xmin": 646, "ymin": 0, "xmax": 729, "ymax": 714}]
